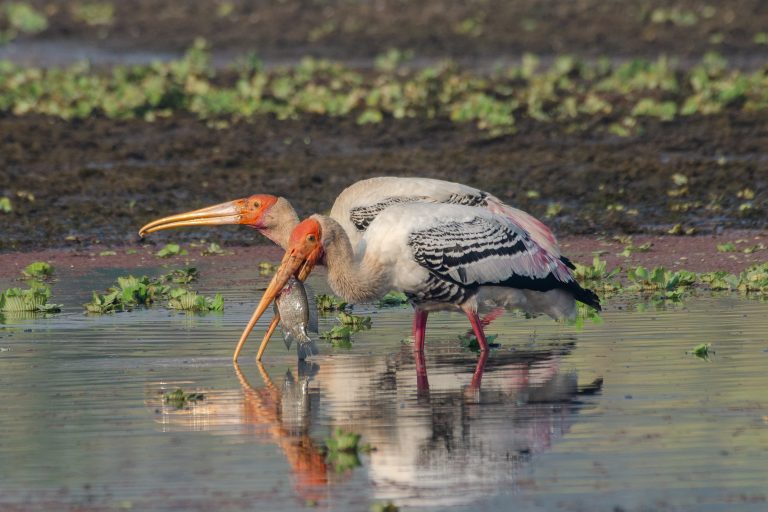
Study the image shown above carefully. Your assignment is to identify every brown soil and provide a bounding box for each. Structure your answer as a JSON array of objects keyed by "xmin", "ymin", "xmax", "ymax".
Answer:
[
  {"xmin": 1, "ymin": 1, "xmax": 766, "ymax": 253},
  {"xmin": 1, "ymin": 111, "xmax": 766, "ymax": 251},
  {"xmin": 11, "ymin": 0, "xmax": 768, "ymax": 62}
]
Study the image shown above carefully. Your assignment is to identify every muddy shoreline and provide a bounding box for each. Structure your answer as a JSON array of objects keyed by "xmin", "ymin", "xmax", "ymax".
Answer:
[
  {"xmin": 1, "ymin": 111, "xmax": 766, "ymax": 251},
  {"xmin": 8, "ymin": 0, "xmax": 768, "ymax": 61},
  {"xmin": 0, "ymin": 232, "xmax": 764, "ymax": 280}
]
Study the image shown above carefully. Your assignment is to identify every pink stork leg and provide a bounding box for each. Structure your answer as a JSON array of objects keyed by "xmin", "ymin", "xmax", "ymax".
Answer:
[
  {"xmin": 412, "ymin": 310, "xmax": 429, "ymax": 390},
  {"xmin": 462, "ymin": 306, "xmax": 489, "ymax": 352},
  {"xmin": 412, "ymin": 310, "xmax": 429, "ymax": 353}
]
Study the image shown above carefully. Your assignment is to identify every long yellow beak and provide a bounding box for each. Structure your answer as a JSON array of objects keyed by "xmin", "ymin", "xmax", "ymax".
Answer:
[
  {"xmin": 138, "ymin": 199, "xmax": 248, "ymax": 236},
  {"xmin": 232, "ymin": 247, "xmax": 319, "ymax": 362}
]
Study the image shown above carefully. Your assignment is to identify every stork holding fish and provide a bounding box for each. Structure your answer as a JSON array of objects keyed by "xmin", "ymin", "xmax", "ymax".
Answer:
[
  {"xmin": 244, "ymin": 203, "xmax": 601, "ymax": 358},
  {"xmin": 138, "ymin": 177, "xmax": 582, "ymax": 360}
]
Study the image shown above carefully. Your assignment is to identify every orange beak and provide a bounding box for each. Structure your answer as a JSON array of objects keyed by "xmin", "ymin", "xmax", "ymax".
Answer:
[
  {"xmin": 138, "ymin": 198, "xmax": 251, "ymax": 236},
  {"xmin": 232, "ymin": 240, "xmax": 322, "ymax": 361}
]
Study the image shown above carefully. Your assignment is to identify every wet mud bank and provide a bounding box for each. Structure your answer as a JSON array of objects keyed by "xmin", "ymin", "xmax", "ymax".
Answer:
[{"xmin": 1, "ymin": 111, "xmax": 766, "ymax": 251}]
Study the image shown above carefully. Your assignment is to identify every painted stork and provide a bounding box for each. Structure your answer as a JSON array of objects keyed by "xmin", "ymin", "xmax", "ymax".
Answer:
[
  {"xmin": 244, "ymin": 203, "xmax": 601, "ymax": 359},
  {"xmin": 138, "ymin": 177, "xmax": 572, "ymax": 360}
]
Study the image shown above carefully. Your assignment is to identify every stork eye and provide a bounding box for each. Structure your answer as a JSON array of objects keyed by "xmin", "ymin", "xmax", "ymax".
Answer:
[
  {"xmin": 252, "ymin": 201, "xmax": 261, "ymax": 209},
  {"xmin": 306, "ymin": 234, "xmax": 316, "ymax": 242}
]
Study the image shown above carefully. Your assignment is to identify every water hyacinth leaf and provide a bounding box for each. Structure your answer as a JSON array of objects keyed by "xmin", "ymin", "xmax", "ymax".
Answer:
[
  {"xmin": 378, "ymin": 291, "xmax": 408, "ymax": 306},
  {"xmin": 1, "ymin": 285, "xmax": 60, "ymax": 313},
  {"xmin": 337, "ymin": 311, "xmax": 371, "ymax": 329},
  {"xmin": 316, "ymin": 294, "xmax": 348, "ymax": 312},
  {"xmin": 22, "ymin": 261, "xmax": 53, "ymax": 279},
  {"xmin": 163, "ymin": 388, "xmax": 205, "ymax": 409},
  {"xmin": 156, "ymin": 243, "xmax": 187, "ymax": 258}
]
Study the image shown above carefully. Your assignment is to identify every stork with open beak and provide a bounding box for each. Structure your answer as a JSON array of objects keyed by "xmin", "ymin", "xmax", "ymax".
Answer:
[{"xmin": 138, "ymin": 177, "xmax": 574, "ymax": 361}]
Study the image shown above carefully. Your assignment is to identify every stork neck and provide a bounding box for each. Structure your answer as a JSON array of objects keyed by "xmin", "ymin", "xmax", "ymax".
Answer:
[
  {"xmin": 265, "ymin": 198, "xmax": 301, "ymax": 250},
  {"xmin": 319, "ymin": 217, "xmax": 389, "ymax": 303}
]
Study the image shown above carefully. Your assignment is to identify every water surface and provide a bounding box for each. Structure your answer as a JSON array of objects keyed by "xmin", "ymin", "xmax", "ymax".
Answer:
[{"xmin": 1, "ymin": 267, "xmax": 767, "ymax": 511}]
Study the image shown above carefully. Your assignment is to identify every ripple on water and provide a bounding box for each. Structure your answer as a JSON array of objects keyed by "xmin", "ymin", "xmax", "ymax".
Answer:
[{"xmin": 0, "ymin": 269, "xmax": 767, "ymax": 511}]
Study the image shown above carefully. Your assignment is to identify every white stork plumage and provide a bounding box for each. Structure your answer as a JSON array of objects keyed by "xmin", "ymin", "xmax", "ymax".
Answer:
[
  {"xmin": 138, "ymin": 177, "xmax": 580, "ymax": 360},
  {"xmin": 249, "ymin": 203, "xmax": 601, "ymax": 355}
]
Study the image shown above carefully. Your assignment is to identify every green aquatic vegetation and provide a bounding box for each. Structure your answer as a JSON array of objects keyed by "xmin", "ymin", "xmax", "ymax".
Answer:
[
  {"xmin": 167, "ymin": 289, "xmax": 224, "ymax": 312},
  {"xmin": 84, "ymin": 290, "xmax": 122, "ymax": 314},
  {"xmin": 1, "ymin": 2, "xmax": 48, "ymax": 43},
  {"xmin": 70, "ymin": 2, "xmax": 114, "ymax": 26},
  {"xmin": 98, "ymin": 250, "xmax": 117, "ymax": 256},
  {"xmin": 22, "ymin": 261, "xmax": 53, "ymax": 279},
  {"xmin": 370, "ymin": 503, "xmax": 399, "ymax": 512},
  {"xmin": 0, "ymin": 197, "xmax": 12, "ymax": 213},
  {"xmin": 690, "ymin": 343, "xmax": 712, "ymax": 360},
  {"xmin": 571, "ymin": 302, "xmax": 603, "ymax": 330},
  {"xmin": 258, "ymin": 261, "xmax": 277, "ymax": 275},
  {"xmin": 377, "ymin": 291, "xmax": 408, "ymax": 307},
  {"xmin": 155, "ymin": 243, "xmax": 187, "ymax": 258},
  {"xmin": 316, "ymin": 294, "xmax": 348, "ymax": 312},
  {"xmin": 323, "ymin": 428, "xmax": 374, "ymax": 473},
  {"xmin": 717, "ymin": 242, "xmax": 736, "ymax": 253},
  {"xmin": 320, "ymin": 325, "xmax": 352, "ymax": 347},
  {"xmin": 618, "ymin": 241, "xmax": 652, "ymax": 258},
  {"xmin": 163, "ymin": 388, "xmax": 205, "ymax": 409},
  {"xmin": 158, "ymin": 267, "xmax": 199, "ymax": 284},
  {"xmin": 627, "ymin": 266, "xmax": 697, "ymax": 291},
  {"xmin": 84, "ymin": 270, "xmax": 213, "ymax": 313},
  {"xmin": 0, "ymin": 46, "xmax": 766, "ymax": 132},
  {"xmin": 649, "ymin": 7, "xmax": 698, "ymax": 27},
  {"xmin": 0, "ymin": 284, "xmax": 61, "ymax": 313},
  {"xmin": 337, "ymin": 311, "xmax": 371, "ymax": 330},
  {"xmin": 573, "ymin": 256, "xmax": 620, "ymax": 284},
  {"xmin": 201, "ymin": 242, "xmax": 225, "ymax": 256},
  {"xmin": 699, "ymin": 271, "xmax": 740, "ymax": 291},
  {"xmin": 458, "ymin": 332, "xmax": 498, "ymax": 351},
  {"xmin": 631, "ymin": 98, "xmax": 677, "ymax": 121}
]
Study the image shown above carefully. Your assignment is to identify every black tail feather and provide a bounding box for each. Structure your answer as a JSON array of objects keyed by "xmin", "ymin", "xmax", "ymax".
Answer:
[
  {"xmin": 560, "ymin": 255, "xmax": 576, "ymax": 270},
  {"xmin": 574, "ymin": 284, "xmax": 601, "ymax": 311}
]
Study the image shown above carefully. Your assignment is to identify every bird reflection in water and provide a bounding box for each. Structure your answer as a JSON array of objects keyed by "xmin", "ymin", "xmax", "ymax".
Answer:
[{"xmin": 148, "ymin": 345, "xmax": 601, "ymax": 508}]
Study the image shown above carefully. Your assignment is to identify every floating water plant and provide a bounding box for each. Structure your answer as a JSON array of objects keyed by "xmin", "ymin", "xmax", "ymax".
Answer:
[
  {"xmin": 337, "ymin": 311, "xmax": 371, "ymax": 330},
  {"xmin": 457, "ymin": 332, "xmax": 498, "ymax": 351},
  {"xmin": 258, "ymin": 261, "xmax": 277, "ymax": 275},
  {"xmin": 0, "ymin": 284, "xmax": 61, "ymax": 313},
  {"xmin": 320, "ymin": 325, "xmax": 352, "ymax": 347},
  {"xmin": 377, "ymin": 291, "xmax": 408, "ymax": 307},
  {"xmin": 163, "ymin": 388, "xmax": 205, "ymax": 409},
  {"xmin": 0, "ymin": 44, "xmax": 765, "ymax": 133},
  {"xmin": 158, "ymin": 267, "xmax": 199, "ymax": 284},
  {"xmin": 690, "ymin": 343, "xmax": 712, "ymax": 360},
  {"xmin": 0, "ymin": 197, "xmax": 12, "ymax": 213},
  {"xmin": 167, "ymin": 289, "xmax": 224, "ymax": 312},
  {"xmin": 155, "ymin": 243, "xmax": 187, "ymax": 258},
  {"xmin": 22, "ymin": 261, "xmax": 53, "ymax": 279},
  {"xmin": 316, "ymin": 294, "xmax": 348, "ymax": 312},
  {"xmin": 627, "ymin": 266, "xmax": 697, "ymax": 291},
  {"xmin": 83, "ymin": 270, "xmax": 219, "ymax": 313},
  {"xmin": 323, "ymin": 428, "xmax": 374, "ymax": 473},
  {"xmin": 201, "ymin": 242, "xmax": 225, "ymax": 256}
]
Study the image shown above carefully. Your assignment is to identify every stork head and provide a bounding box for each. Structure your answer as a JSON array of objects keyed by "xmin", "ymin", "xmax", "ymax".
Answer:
[
  {"xmin": 138, "ymin": 194, "xmax": 299, "ymax": 245},
  {"xmin": 236, "ymin": 218, "xmax": 325, "ymax": 344}
]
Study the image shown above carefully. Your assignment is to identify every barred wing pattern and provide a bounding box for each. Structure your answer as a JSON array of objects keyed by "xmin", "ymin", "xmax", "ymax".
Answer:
[
  {"xmin": 349, "ymin": 193, "xmax": 488, "ymax": 233},
  {"xmin": 407, "ymin": 216, "xmax": 576, "ymax": 305}
]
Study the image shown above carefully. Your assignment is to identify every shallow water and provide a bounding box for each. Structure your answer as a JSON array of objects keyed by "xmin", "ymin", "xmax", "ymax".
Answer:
[{"xmin": 1, "ymin": 266, "xmax": 767, "ymax": 511}]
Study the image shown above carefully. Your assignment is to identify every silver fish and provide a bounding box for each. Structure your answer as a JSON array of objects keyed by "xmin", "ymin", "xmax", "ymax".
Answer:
[{"xmin": 273, "ymin": 276, "xmax": 319, "ymax": 360}]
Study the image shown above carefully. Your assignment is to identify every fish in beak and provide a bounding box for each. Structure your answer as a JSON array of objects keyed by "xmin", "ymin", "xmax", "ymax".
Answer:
[{"xmin": 233, "ymin": 218, "xmax": 324, "ymax": 361}]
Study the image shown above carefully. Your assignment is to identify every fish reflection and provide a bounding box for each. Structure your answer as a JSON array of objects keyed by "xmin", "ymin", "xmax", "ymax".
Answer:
[{"xmin": 148, "ymin": 343, "xmax": 600, "ymax": 508}]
